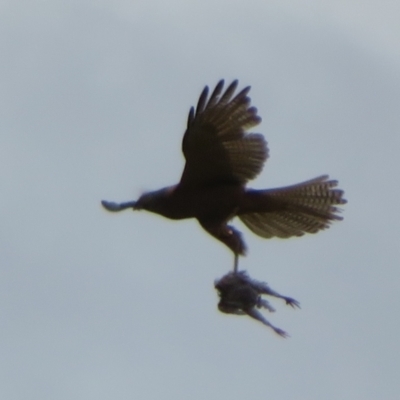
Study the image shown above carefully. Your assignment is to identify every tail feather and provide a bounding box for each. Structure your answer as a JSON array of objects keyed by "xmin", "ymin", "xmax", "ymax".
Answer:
[{"xmin": 239, "ymin": 175, "xmax": 346, "ymax": 239}]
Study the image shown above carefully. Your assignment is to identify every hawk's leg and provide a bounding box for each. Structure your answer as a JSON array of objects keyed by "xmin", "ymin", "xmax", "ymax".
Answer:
[
  {"xmin": 233, "ymin": 254, "xmax": 239, "ymax": 274},
  {"xmin": 101, "ymin": 200, "xmax": 137, "ymax": 212},
  {"xmin": 199, "ymin": 220, "xmax": 247, "ymax": 273}
]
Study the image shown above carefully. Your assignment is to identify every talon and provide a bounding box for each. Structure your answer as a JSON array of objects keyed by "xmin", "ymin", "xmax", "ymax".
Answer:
[
  {"xmin": 274, "ymin": 328, "xmax": 289, "ymax": 338},
  {"xmin": 285, "ymin": 297, "xmax": 301, "ymax": 309}
]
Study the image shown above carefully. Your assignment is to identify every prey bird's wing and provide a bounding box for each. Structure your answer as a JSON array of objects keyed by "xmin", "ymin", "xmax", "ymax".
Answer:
[{"xmin": 180, "ymin": 80, "xmax": 268, "ymax": 187}]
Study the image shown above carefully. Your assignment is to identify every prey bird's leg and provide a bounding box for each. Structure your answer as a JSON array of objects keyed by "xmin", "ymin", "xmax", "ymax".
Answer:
[
  {"xmin": 263, "ymin": 287, "xmax": 301, "ymax": 308},
  {"xmin": 101, "ymin": 200, "xmax": 137, "ymax": 212},
  {"xmin": 250, "ymin": 280, "xmax": 301, "ymax": 309},
  {"xmin": 257, "ymin": 298, "xmax": 276, "ymax": 313},
  {"xmin": 263, "ymin": 287, "xmax": 301, "ymax": 309},
  {"xmin": 245, "ymin": 308, "xmax": 289, "ymax": 338}
]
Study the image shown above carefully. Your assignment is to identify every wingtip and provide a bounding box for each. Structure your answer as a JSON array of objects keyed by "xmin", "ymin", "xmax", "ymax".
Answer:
[
  {"xmin": 216, "ymin": 79, "xmax": 225, "ymax": 88},
  {"xmin": 196, "ymin": 85, "xmax": 209, "ymax": 114},
  {"xmin": 101, "ymin": 200, "xmax": 121, "ymax": 212},
  {"xmin": 187, "ymin": 106, "xmax": 195, "ymax": 126}
]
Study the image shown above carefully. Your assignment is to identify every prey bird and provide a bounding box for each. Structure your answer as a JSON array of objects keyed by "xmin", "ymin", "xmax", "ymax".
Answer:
[
  {"xmin": 215, "ymin": 270, "xmax": 300, "ymax": 337},
  {"xmin": 102, "ymin": 80, "xmax": 346, "ymax": 271}
]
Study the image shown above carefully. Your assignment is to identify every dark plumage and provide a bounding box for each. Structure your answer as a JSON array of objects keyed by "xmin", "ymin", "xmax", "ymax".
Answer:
[
  {"xmin": 215, "ymin": 270, "xmax": 300, "ymax": 337},
  {"xmin": 102, "ymin": 80, "xmax": 346, "ymax": 270}
]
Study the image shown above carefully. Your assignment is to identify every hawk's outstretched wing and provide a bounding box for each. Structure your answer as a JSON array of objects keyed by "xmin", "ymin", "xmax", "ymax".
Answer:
[{"xmin": 180, "ymin": 80, "xmax": 268, "ymax": 187}]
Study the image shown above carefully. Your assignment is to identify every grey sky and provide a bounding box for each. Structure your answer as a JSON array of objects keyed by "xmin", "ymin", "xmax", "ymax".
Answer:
[{"xmin": 1, "ymin": 1, "xmax": 399, "ymax": 399}]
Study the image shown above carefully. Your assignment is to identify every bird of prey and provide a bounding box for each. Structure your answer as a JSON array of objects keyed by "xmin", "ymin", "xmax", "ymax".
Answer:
[
  {"xmin": 102, "ymin": 80, "xmax": 346, "ymax": 271},
  {"xmin": 215, "ymin": 270, "xmax": 300, "ymax": 337}
]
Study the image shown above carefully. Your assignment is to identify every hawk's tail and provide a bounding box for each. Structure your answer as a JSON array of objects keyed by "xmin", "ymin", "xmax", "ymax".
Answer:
[{"xmin": 239, "ymin": 175, "xmax": 346, "ymax": 238}]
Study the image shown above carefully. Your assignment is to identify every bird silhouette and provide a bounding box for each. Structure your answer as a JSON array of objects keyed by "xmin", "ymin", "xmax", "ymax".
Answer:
[
  {"xmin": 102, "ymin": 80, "xmax": 346, "ymax": 271},
  {"xmin": 215, "ymin": 270, "xmax": 300, "ymax": 337}
]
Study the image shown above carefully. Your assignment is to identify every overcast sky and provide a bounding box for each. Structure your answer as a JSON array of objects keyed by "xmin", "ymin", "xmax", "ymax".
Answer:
[{"xmin": 1, "ymin": 1, "xmax": 400, "ymax": 399}]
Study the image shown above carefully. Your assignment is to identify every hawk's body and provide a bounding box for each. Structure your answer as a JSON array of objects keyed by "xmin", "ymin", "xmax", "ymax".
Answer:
[{"xmin": 102, "ymin": 80, "xmax": 346, "ymax": 265}]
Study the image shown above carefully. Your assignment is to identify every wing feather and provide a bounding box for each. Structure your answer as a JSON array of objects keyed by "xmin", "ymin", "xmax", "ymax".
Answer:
[{"xmin": 181, "ymin": 80, "xmax": 268, "ymax": 186}]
